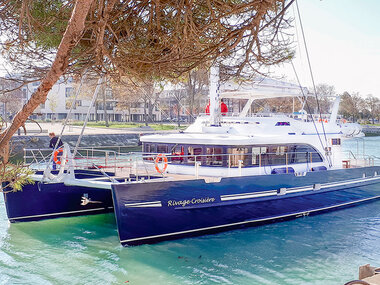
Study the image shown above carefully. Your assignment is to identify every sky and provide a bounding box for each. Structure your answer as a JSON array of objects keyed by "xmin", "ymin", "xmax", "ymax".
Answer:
[
  {"xmin": 1, "ymin": 1, "xmax": 379, "ymax": 98},
  {"xmin": 277, "ymin": 0, "xmax": 380, "ymax": 98}
]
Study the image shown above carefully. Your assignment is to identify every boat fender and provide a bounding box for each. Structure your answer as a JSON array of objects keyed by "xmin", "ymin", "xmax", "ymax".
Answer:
[{"xmin": 155, "ymin": 153, "xmax": 168, "ymax": 174}]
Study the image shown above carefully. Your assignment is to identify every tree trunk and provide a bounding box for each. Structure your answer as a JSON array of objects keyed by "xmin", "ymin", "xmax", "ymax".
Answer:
[
  {"xmin": 95, "ymin": 101, "xmax": 99, "ymax": 122},
  {"xmin": 102, "ymin": 83, "xmax": 109, "ymax": 127},
  {"xmin": 143, "ymin": 100, "xmax": 148, "ymax": 126},
  {"xmin": 188, "ymin": 73, "xmax": 194, "ymax": 123},
  {"xmin": 148, "ymin": 101, "xmax": 154, "ymax": 123},
  {"xmin": 177, "ymin": 103, "xmax": 180, "ymax": 127},
  {"xmin": 0, "ymin": 0, "xmax": 95, "ymax": 159}
]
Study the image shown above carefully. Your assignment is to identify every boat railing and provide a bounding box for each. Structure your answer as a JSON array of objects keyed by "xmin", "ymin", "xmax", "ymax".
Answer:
[
  {"xmin": 199, "ymin": 112, "xmax": 333, "ymax": 122},
  {"xmin": 24, "ymin": 148, "xmax": 330, "ymax": 178},
  {"xmin": 24, "ymin": 147, "xmax": 120, "ymax": 172},
  {"xmin": 363, "ymin": 155, "xmax": 380, "ymax": 167},
  {"xmin": 132, "ymin": 150, "xmax": 325, "ymax": 177},
  {"xmin": 341, "ymin": 150, "xmax": 380, "ymax": 168}
]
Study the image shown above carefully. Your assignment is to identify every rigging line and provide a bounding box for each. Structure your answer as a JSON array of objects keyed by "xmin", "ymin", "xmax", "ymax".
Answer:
[
  {"xmin": 280, "ymin": 27, "xmax": 331, "ymax": 167},
  {"xmin": 42, "ymin": 72, "xmax": 87, "ymax": 181},
  {"xmin": 292, "ymin": 4, "xmax": 303, "ymax": 65},
  {"xmin": 72, "ymin": 76, "xmax": 104, "ymax": 160},
  {"xmin": 289, "ymin": 61, "xmax": 329, "ymax": 162},
  {"xmin": 279, "ymin": 33, "xmax": 325, "ymax": 154},
  {"xmin": 294, "ymin": 0, "xmax": 332, "ymax": 167}
]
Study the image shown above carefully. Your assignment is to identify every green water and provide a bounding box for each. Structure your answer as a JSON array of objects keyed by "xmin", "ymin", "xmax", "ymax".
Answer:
[{"xmin": 1, "ymin": 137, "xmax": 380, "ymax": 284}]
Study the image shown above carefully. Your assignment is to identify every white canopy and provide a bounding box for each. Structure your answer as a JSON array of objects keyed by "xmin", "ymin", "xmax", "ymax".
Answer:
[{"xmin": 219, "ymin": 77, "xmax": 310, "ymax": 100}]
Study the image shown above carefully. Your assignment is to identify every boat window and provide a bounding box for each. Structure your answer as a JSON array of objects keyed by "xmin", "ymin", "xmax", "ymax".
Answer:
[
  {"xmin": 288, "ymin": 144, "xmax": 323, "ymax": 163},
  {"xmin": 266, "ymin": 146, "xmax": 288, "ymax": 166},
  {"xmin": 172, "ymin": 145, "xmax": 183, "ymax": 153},
  {"xmin": 171, "ymin": 145, "xmax": 184, "ymax": 164},
  {"xmin": 228, "ymin": 147, "xmax": 250, "ymax": 167},
  {"xmin": 331, "ymin": 138, "xmax": 341, "ymax": 145},
  {"xmin": 278, "ymin": 146, "xmax": 288, "ymax": 155},
  {"xmin": 187, "ymin": 146, "xmax": 202, "ymax": 163},
  {"xmin": 252, "ymin": 144, "xmax": 323, "ymax": 166},
  {"xmin": 164, "ymin": 143, "xmax": 323, "ymax": 168},
  {"xmin": 144, "ymin": 143, "xmax": 156, "ymax": 153},
  {"xmin": 157, "ymin": 144, "xmax": 168, "ymax": 153},
  {"xmin": 251, "ymin": 147, "xmax": 266, "ymax": 165},
  {"xmin": 205, "ymin": 147, "xmax": 223, "ymax": 166},
  {"xmin": 275, "ymin": 122, "xmax": 290, "ymax": 126},
  {"xmin": 271, "ymin": 167, "xmax": 294, "ymax": 174}
]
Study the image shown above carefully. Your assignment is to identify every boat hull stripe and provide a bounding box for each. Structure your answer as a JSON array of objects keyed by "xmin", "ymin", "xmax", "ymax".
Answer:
[
  {"xmin": 120, "ymin": 194, "xmax": 380, "ymax": 244},
  {"xmin": 10, "ymin": 207, "xmax": 111, "ymax": 221},
  {"xmin": 220, "ymin": 176, "xmax": 380, "ymax": 201},
  {"xmin": 124, "ymin": 201, "xmax": 162, "ymax": 208}
]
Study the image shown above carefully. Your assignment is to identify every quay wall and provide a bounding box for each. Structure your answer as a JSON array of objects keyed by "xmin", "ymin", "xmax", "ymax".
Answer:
[
  {"xmin": 10, "ymin": 133, "xmax": 141, "ymax": 158},
  {"xmin": 362, "ymin": 126, "xmax": 380, "ymax": 136}
]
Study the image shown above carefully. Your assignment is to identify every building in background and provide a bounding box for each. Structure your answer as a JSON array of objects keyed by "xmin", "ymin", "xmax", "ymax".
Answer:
[
  {"xmin": 21, "ymin": 78, "xmax": 161, "ymax": 122},
  {"xmin": 0, "ymin": 76, "xmax": 22, "ymax": 121}
]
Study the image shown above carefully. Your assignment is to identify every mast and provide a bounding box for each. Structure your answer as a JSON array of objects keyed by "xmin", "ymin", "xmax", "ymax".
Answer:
[
  {"xmin": 329, "ymin": 96, "xmax": 341, "ymax": 124},
  {"xmin": 209, "ymin": 65, "xmax": 221, "ymax": 126}
]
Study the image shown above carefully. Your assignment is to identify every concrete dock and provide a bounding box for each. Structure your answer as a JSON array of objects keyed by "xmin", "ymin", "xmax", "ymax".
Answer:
[{"xmin": 345, "ymin": 265, "xmax": 380, "ymax": 285}]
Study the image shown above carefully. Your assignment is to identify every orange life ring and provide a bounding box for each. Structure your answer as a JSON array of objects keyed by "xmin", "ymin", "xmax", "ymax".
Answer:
[
  {"xmin": 154, "ymin": 153, "xmax": 168, "ymax": 174},
  {"xmin": 53, "ymin": 148, "xmax": 66, "ymax": 165}
]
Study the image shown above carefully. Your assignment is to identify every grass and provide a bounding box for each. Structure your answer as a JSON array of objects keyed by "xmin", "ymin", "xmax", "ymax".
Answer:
[
  {"xmin": 362, "ymin": 123, "xmax": 380, "ymax": 126},
  {"xmin": 71, "ymin": 121, "xmax": 186, "ymax": 130}
]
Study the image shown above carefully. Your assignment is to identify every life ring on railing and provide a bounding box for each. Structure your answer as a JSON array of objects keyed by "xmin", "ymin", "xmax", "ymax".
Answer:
[
  {"xmin": 53, "ymin": 148, "xmax": 67, "ymax": 165},
  {"xmin": 154, "ymin": 153, "xmax": 168, "ymax": 174}
]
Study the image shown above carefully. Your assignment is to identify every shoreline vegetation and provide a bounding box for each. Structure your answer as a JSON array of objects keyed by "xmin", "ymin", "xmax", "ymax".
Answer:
[{"xmin": 362, "ymin": 123, "xmax": 380, "ymax": 127}]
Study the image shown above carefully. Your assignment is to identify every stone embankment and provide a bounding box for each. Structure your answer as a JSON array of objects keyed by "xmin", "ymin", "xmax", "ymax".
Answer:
[
  {"xmin": 10, "ymin": 133, "xmax": 141, "ymax": 155},
  {"xmin": 8, "ymin": 122, "xmax": 176, "ymax": 157},
  {"xmin": 362, "ymin": 125, "xmax": 380, "ymax": 136}
]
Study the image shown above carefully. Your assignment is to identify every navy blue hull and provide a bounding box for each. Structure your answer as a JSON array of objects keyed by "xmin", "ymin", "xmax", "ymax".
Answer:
[
  {"xmin": 3, "ymin": 170, "xmax": 114, "ymax": 222},
  {"xmin": 111, "ymin": 166, "xmax": 380, "ymax": 246}
]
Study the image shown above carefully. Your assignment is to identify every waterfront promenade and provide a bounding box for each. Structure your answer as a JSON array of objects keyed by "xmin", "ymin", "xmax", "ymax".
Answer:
[
  {"xmin": 14, "ymin": 121, "xmax": 162, "ymax": 136},
  {"xmin": 10, "ymin": 122, "xmax": 379, "ymax": 136},
  {"xmin": 8, "ymin": 122, "xmax": 178, "ymax": 156}
]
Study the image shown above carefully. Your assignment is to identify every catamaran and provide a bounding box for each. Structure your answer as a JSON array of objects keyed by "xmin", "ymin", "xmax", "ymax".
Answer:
[
  {"xmin": 111, "ymin": 67, "xmax": 378, "ymax": 245},
  {"xmin": 2, "ymin": 68, "xmax": 377, "ymax": 246}
]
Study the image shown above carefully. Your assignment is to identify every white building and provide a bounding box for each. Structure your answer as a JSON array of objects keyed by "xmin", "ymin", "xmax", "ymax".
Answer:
[{"xmin": 22, "ymin": 78, "xmax": 161, "ymax": 122}]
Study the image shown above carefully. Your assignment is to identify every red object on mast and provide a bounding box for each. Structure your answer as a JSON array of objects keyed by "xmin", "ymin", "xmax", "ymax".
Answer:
[
  {"xmin": 205, "ymin": 100, "xmax": 227, "ymax": 115},
  {"xmin": 221, "ymin": 100, "xmax": 228, "ymax": 115}
]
